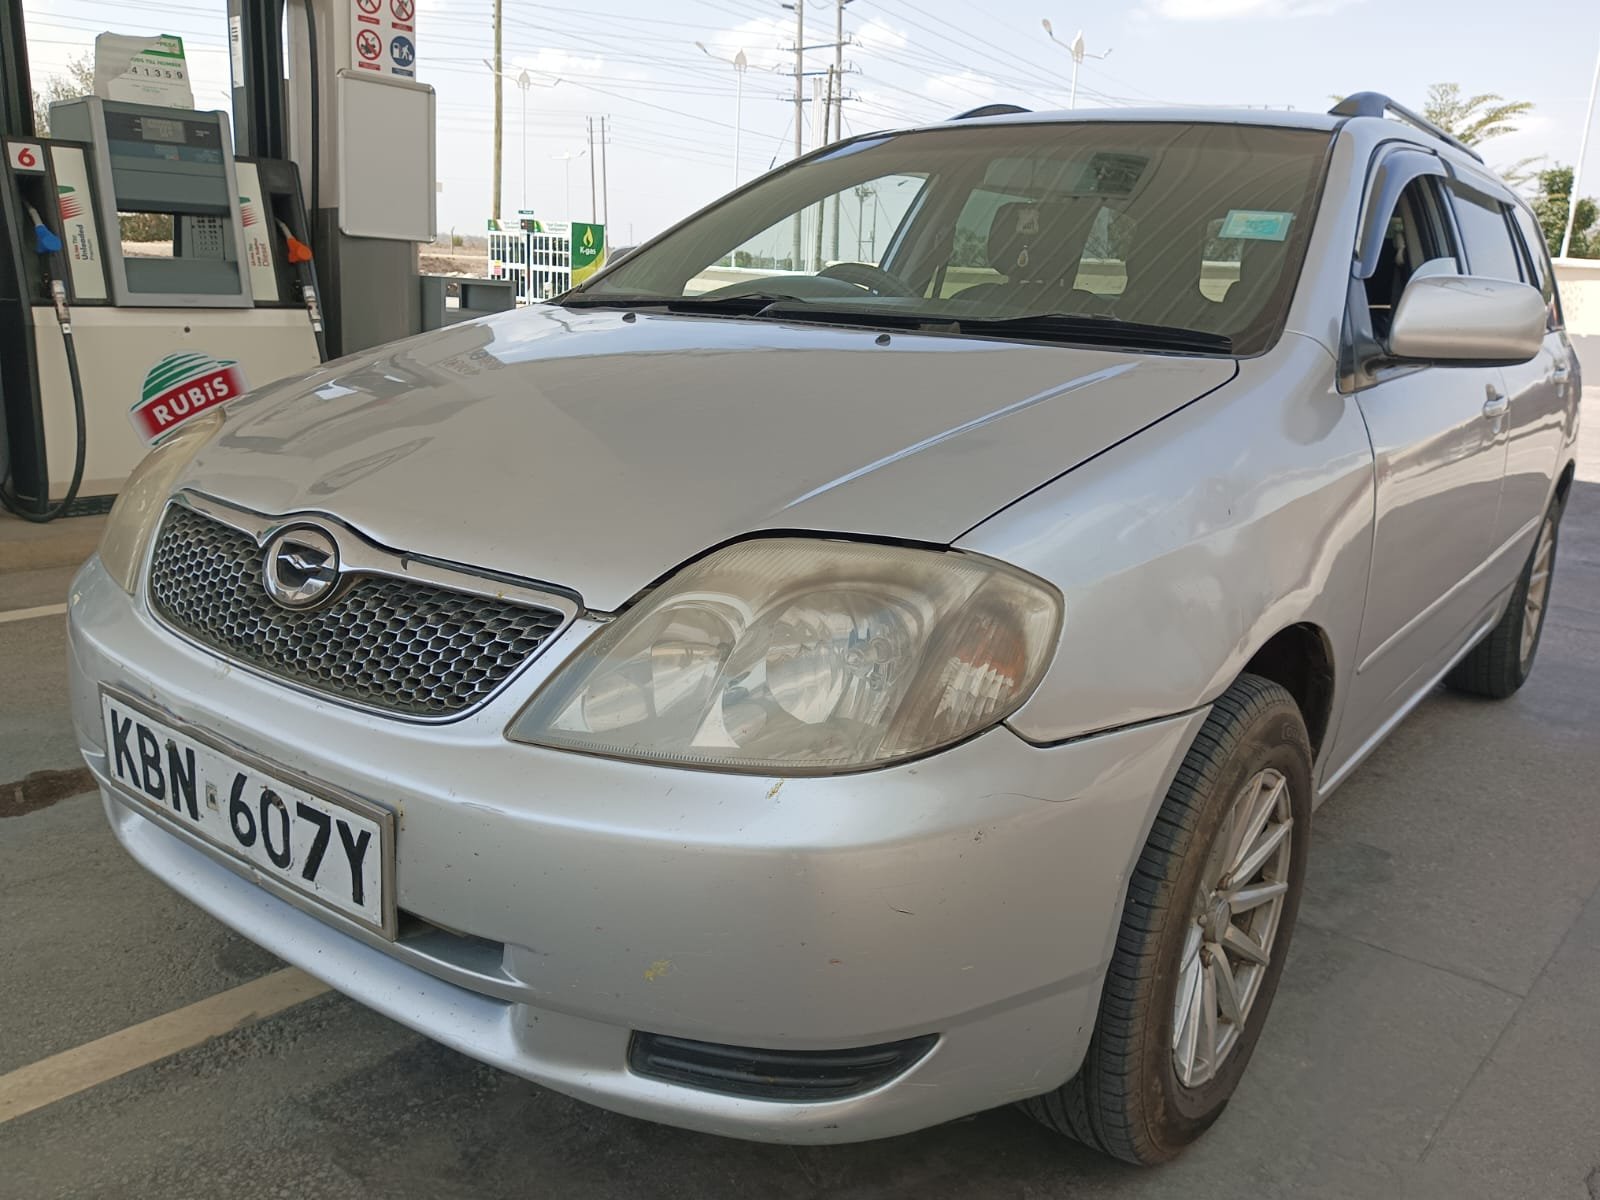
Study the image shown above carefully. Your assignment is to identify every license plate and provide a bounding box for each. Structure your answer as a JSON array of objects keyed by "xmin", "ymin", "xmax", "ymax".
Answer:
[{"xmin": 99, "ymin": 688, "xmax": 396, "ymax": 938}]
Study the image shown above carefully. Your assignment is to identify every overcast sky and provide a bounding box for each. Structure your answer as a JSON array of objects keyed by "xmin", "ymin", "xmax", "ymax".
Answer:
[{"xmin": 21, "ymin": 0, "xmax": 1600, "ymax": 243}]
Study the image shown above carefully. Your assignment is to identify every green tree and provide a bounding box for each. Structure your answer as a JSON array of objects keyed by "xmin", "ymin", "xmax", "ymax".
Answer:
[
  {"xmin": 1336, "ymin": 84, "xmax": 1540, "ymax": 186},
  {"xmin": 1531, "ymin": 166, "xmax": 1598, "ymax": 259},
  {"xmin": 1424, "ymin": 83, "xmax": 1540, "ymax": 186},
  {"xmin": 31, "ymin": 54, "xmax": 95, "ymax": 135}
]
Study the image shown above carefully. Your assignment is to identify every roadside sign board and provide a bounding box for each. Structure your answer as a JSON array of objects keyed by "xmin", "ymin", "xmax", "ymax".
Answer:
[{"xmin": 571, "ymin": 222, "xmax": 605, "ymax": 285}]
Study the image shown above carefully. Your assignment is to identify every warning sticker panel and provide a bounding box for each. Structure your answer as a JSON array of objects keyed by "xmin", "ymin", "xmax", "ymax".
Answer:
[{"xmin": 348, "ymin": 0, "xmax": 418, "ymax": 75}]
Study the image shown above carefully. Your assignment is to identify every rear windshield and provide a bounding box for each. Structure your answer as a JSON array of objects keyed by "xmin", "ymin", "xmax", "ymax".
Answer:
[{"xmin": 578, "ymin": 122, "xmax": 1333, "ymax": 356}]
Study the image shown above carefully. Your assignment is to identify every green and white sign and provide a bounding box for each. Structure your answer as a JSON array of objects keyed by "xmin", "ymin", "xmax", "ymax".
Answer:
[{"xmin": 571, "ymin": 222, "xmax": 606, "ymax": 284}]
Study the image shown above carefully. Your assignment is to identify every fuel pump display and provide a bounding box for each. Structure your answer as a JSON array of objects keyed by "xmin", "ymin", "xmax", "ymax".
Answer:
[{"xmin": 0, "ymin": 98, "xmax": 324, "ymax": 520}]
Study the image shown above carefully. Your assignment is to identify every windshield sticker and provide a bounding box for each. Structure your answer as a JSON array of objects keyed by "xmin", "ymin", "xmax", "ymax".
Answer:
[{"xmin": 1219, "ymin": 209, "xmax": 1294, "ymax": 242}]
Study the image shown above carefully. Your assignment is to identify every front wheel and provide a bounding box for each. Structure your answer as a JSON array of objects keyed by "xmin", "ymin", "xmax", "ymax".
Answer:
[{"xmin": 1022, "ymin": 674, "xmax": 1312, "ymax": 1164}]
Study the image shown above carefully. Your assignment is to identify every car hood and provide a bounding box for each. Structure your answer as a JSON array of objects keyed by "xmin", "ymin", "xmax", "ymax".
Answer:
[{"xmin": 182, "ymin": 306, "xmax": 1236, "ymax": 610}]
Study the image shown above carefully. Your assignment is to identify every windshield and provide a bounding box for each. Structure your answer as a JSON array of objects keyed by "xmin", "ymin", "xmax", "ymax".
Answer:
[{"xmin": 570, "ymin": 121, "xmax": 1332, "ymax": 356}]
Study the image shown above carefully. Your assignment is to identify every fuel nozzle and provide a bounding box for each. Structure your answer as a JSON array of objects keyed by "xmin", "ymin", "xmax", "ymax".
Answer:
[
  {"xmin": 302, "ymin": 285, "xmax": 324, "ymax": 333},
  {"xmin": 49, "ymin": 279, "xmax": 71, "ymax": 330},
  {"xmin": 26, "ymin": 203, "xmax": 62, "ymax": 256}
]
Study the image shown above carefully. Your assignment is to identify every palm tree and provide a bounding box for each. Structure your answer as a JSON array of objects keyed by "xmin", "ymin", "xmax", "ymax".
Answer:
[
  {"xmin": 1422, "ymin": 83, "xmax": 1533, "ymax": 148},
  {"xmin": 1333, "ymin": 83, "xmax": 1540, "ymax": 187}
]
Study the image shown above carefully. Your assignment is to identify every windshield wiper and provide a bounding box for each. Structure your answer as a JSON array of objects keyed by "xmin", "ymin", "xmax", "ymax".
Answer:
[
  {"xmin": 937, "ymin": 313, "xmax": 1233, "ymax": 354},
  {"xmin": 745, "ymin": 302, "xmax": 1233, "ymax": 353},
  {"xmin": 557, "ymin": 292, "xmax": 806, "ymax": 314},
  {"xmin": 560, "ymin": 295, "xmax": 1233, "ymax": 354}
]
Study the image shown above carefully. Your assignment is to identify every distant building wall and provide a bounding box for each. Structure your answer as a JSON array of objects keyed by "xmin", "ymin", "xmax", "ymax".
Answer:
[{"xmin": 1555, "ymin": 259, "xmax": 1600, "ymax": 337}]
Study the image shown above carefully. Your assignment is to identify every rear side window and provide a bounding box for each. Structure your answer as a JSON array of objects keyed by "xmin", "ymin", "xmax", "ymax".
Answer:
[
  {"xmin": 1448, "ymin": 184, "xmax": 1523, "ymax": 282},
  {"xmin": 1509, "ymin": 205, "xmax": 1563, "ymax": 329}
]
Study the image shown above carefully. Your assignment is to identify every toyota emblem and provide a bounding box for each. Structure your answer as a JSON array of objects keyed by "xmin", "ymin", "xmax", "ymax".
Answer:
[{"xmin": 262, "ymin": 526, "xmax": 341, "ymax": 609}]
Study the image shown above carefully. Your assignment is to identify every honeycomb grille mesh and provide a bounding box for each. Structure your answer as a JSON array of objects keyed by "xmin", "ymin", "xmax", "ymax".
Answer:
[{"xmin": 148, "ymin": 505, "xmax": 566, "ymax": 718}]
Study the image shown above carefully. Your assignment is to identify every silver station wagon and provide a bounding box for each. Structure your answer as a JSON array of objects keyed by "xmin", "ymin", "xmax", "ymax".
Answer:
[{"xmin": 70, "ymin": 92, "xmax": 1580, "ymax": 1163}]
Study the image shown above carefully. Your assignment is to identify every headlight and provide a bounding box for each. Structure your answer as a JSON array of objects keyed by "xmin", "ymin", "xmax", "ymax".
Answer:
[
  {"xmin": 507, "ymin": 539, "xmax": 1062, "ymax": 774},
  {"xmin": 98, "ymin": 412, "xmax": 225, "ymax": 593}
]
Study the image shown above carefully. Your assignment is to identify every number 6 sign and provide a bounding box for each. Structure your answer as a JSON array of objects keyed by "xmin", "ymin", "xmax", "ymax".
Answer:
[{"xmin": 7, "ymin": 142, "xmax": 45, "ymax": 173}]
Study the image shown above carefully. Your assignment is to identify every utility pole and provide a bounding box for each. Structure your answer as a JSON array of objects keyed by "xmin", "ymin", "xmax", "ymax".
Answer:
[
  {"xmin": 830, "ymin": 0, "xmax": 853, "ymax": 261},
  {"xmin": 600, "ymin": 115, "xmax": 609, "ymax": 229},
  {"xmin": 793, "ymin": 0, "xmax": 806, "ymax": 272},
  {"xmin": 586, "ymin": 116, "xmax": 597, "ymax": 222},
  {"xmin": 813, "ymin": 74, "xmax": 827, "ymax": 269},
  {"xmin": 833, "ymin": 0, "xmax": 850, "ymax": 143},
  {"xmin": 792, "ymin": 0, "xmax": 805, "ymax": 163},
  {"xmin": 491, "ymin": 0, "xmax": 502, "ymax": 221}
]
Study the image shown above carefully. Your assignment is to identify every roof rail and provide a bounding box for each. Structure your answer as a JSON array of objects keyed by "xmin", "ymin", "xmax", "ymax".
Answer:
[
  {"xmin": 950, "ymin": 103, "xmax": 1031, "ymax": 121},
  {"xmin": 1329, "ymin": 91, "xmax": 1484, "ymax": 163}
]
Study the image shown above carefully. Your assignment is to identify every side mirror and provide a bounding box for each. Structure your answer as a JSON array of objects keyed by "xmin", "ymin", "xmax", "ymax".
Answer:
[{"xmin": 1388, "ymin": 274, "xmax": 1545, "ymax": 365}]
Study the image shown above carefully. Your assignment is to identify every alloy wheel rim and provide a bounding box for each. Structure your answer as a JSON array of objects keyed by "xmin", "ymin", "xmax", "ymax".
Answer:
[
  {"xmin": 1520, "ymin": 517, "xmax": 1556, "ymax": 669},
  {"xmin": 1171, "ymin": 767, "xmax": 1293, "ymax": 1089}
]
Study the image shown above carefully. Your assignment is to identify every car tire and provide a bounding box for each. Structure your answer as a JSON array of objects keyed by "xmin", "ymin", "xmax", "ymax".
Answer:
[
  {"xmin": 1021, "ymin": 674, "xmax": 1312, "ymax": 1165},
  {"xmin": 1445, "ymin": 502, "xmax": 1561, "ymax": 700}
]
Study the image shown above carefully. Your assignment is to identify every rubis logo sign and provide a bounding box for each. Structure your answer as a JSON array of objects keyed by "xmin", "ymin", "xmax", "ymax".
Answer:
[{"xmin": 131, "ymin": 352, "xmax": 247, "ymax": 444}]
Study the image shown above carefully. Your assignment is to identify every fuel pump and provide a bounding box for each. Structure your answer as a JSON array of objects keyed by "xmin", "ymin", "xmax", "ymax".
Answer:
[
  {"xmin": 1, "ymin": 0, "xmax": 436, "ymax": 522},
  {"xmin": 0, "ymin": 98, "xmax": 325, "ymax": 520}
]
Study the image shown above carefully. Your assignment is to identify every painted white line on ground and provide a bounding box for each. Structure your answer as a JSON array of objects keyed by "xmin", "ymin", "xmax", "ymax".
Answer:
[
  {"xmin": 0, "ymin": 602, "xmax": 69, "ymax": 625},
  {"xmin": 0, "ymin": 967, "xmax": 330, "ymax": 1124}
]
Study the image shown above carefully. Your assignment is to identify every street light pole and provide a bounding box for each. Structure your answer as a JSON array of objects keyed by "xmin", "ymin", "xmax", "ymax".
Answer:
[
  {"xmin": 518, "ymin": 71, "xmax": 529, "ymax": 214},
  {"xmin": 1560, "ymin": 30, "xmax": 1600, "ymax": 259},
  {"xmin": 696, "ymin": 42, "xmax": 749, "ymax": 190},
  {"xmin": 734, "ymin": 51, "xmax": 745, "ymax": 190},
  {"xmin": 551, "ymin": 150, "xmax": 586, "ymax": 220},
  {"xmin": 483, "ymin": 62, "xmax": 558, "ymax": 217},
  {"xmin": 1041, "ymin": 19, "xmax": 1111, "ymax": 110}
]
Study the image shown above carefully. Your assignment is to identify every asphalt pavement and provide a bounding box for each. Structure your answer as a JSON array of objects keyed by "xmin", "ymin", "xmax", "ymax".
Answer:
[{"xmin": 1, "ymin": 381, "xmax": 1597, "ymax": 1200}]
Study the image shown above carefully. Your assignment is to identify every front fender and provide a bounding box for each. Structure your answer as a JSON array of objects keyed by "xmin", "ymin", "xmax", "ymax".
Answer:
[{"xmin": 960, "ymin": 333, "xmax": 1375, "ymax": 772}]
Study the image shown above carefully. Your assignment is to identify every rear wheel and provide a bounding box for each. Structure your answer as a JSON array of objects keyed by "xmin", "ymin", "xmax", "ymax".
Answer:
[
  {"xmin": 1446, "ymin": 504, "xmax": 1560, "ymax": 700},
  {"xmin": 1022, "ymin": 674, "xmax": 1312, "ymax": 1164}
]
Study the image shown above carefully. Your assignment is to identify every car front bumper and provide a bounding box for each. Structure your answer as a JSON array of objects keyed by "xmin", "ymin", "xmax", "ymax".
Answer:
[{"xmin": 68, "ymin": 553, "xmax": 1206, "ymax": 1143}]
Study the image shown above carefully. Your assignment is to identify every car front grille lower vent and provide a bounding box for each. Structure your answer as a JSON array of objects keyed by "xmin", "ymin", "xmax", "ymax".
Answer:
[
  {"xmin": 627, "ymin": 1031, "xmax": 939, "ymax": 1102},
  {"xmin": 147, "ymin": 503, "xmax": 567, "ymax": 718}
]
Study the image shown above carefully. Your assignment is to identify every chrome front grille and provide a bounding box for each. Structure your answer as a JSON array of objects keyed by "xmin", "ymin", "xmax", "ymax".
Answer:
[{"xmin": 147, "ymin": 503, "xmax": 568, "ymax": 718}]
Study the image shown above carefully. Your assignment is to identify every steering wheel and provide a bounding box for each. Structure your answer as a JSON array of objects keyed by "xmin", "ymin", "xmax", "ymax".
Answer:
[{"xmin": 815, "ymin": 261, "xmax": 918, "ymax": 297}]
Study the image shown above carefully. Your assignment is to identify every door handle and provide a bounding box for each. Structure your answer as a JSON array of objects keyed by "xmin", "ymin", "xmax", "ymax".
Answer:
[
  {"xmin": 1552, "ymin": 361, "xmax": 1572, "ymax": 383},
  {"xmin": 1482, "ymin": 388, "xmax": 1509, "ymax": 420}
]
